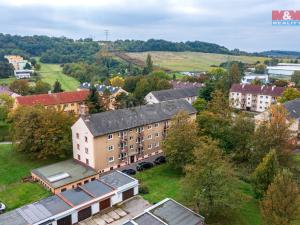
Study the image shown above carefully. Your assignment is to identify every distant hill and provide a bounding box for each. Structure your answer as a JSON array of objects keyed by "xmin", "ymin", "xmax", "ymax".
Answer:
[{"xmin": 259, "ymin": 50, "xmax": 300, "ymax": 58}]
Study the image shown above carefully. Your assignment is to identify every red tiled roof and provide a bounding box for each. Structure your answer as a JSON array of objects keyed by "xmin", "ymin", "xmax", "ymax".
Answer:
[
  {"xmin": 230, "ymin": 84, "xmax": 287, "ymax": 97},
  {"xmin": 16, "ymin": 90, "xmax": 89, "ymax": 106}
]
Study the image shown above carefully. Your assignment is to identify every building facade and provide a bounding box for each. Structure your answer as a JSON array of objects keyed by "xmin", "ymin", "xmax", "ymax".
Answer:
[
  {"xmin": 14, "ymin": 90, "xmax": 89, "ymax": 115},
  {"xmin": 71, "ymin": 99, "xmax": 197, "ymax": 172},
  {"xmin": 229, "ymin": 84, "xmax": 286, "ymax": 112},
  {"xmin": 145, "ymin": 87, "xmax": 200, "ymax": 105}
]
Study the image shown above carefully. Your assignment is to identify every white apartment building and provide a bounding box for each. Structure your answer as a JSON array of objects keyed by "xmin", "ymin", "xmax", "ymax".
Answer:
[{"xmin": 229, "ymin": 84, "xmax": 286, "ymax": 112}]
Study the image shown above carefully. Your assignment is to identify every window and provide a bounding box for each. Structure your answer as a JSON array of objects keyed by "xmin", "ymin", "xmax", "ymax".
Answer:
[
  {"xmin": 148, "ymin": 125, "xmax": 152, "ymax": 129},
  {"xmin": 129, "ymin": 136, "xmax": 133, "ymax": 140},
  {"xmin": 108, "ymin": 134, "xmax": 113, "ymax": 140},
  {"xmin": 84, "ymin": 180, "xmax": 89, "ymax": 184},
  {"xmin": 86, "ymin": 159, "xmax": 89, "ymax": 165},
  {"xmin": 148, "ymin": 134, "xmax": 152, "ymax": 139},
  {"xmin": 77, "ymin": 144, "xmax": 80, "ymax": 150},
  {"xmin": 136, "ymin": 127, "xmax": 144, "ymax": 133},
  {"xmin": 155, "ymin": 132, "xmax": 159, "ymax": 137},
  {"xmin": 119, "ymin": 152, "xmax": 127, "ymax": 160},
  {"xmin": 85, "ymin": 148, "xmax": 88, "ymax": 154},
  {"xmin": 154, "ymin": 123, "xmax": 159, "ymax": 127},
  {"xmin": 76, "ymin": 133, "xmax": 79, "ymax": 139},
  {"xmin": 77, "ymin": 154, "xmax": 81, "ymax": 160},
  {"xmin": 107, "ymin": 145, "xmax": 114, "ymax": 151},
  {"xmin": 71, "ymin": 103, "xmax": 74, "ymax": 106},
  {"xmin": 61, "ymin": 188, "xmax": 67, "ymax": 192},
  {"xmin": 91, "ymin": 177, "xmax": 96, "ymax": 181},
  {"xmin": 148, "ymin": 144, "xmax": 152, "ymax": 149},
  {"xmin": 108, "ymin": 156, "xmax": 114, "ymax": 163},
  {"xmin": 85, "ymin": 136, "xmax": 88, "ymax": 142},
  {"xmin": 130, "ymin": 145, "xmax": 134, "ymax": 149}
]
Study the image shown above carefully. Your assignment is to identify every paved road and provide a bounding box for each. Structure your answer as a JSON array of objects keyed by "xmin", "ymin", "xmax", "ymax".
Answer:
[{"xmin": 120, "ymin": 152, "xmax": 164, "ymax": 171}]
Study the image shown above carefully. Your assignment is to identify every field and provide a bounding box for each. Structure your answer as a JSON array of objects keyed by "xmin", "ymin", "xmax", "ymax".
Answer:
[
  {"xmin": 38, "ymin": 60, "xmax": 79, "ymax": 91},
  {"xmin": 0, "ymin": 121, "xmax": 10, "ymax": 142},
  {"xmin": 134, "ymin": 164, "xmax": 262, "ymax": 225},
  {"xmin": 126, "ymin": 51, "xmax": 268, "ymax": 72},
  {"xmin": 0, "ymin": 144, "xmax": 55, "ymax": 211}
]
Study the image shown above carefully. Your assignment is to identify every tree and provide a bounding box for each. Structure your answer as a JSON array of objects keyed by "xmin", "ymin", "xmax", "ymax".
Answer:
[
  {"xmin": 261, "ymin": 169, "xmax": 300, "ymax": 225},
  {"xmin": 34, "ymin": 80, "xmax": 51, "ymax": 94},
  {"xmin": 143, "ymin": 54, "xmax": 153, "ymax": 74},
  {"xmin": 252, "ymin": 105, "xmax": 294, "ymax": 166},
  {"xmin": 86, "ymin": 86, "xmax": 105, "ymax": 113},
  {"xmin": 9, "ymin": 105, "xmax": 75, "ymax": 159},
  {"xmin": 162, "ymin": 111, "xmax": 199, "ymax": 171},
  {"xmin": 181, "ymin": 137, "xmax": 240, "ymax": 221},
  {"xmin": 192, "ymin": 98, "xmax": 207, "ymax": 112},
  {"xmin": 251, "ymin": 149, "xmax": 279, "ymax": 198},
  {"xmin": 228, "ymin": 63, "xmax": 241, "ymax": 88},
  {"xmin": 0, "ymin": 60, "xmax": 14, "ymax": 78},
  {"xmin": 9, "ymin": 80, "xmax": 30, "ymax": 95},
  {"xmin": 110, "ymin": 76, "xmax": 125, "ymax": 87},
  {"xmin": 114, "ymin": 92, "xmax": 139, "ymax": 109},
  {"xmin": 279, "ymin": 87, "xmax": 300, "ymax": 103},
  {"xmin": 291, "ymin": 71, "xmax": 300, "ymax": 87},
  {"xmin": 0, "ymin": 94, "xmax": 14, "ymax": 120},
  {"xmin": 24, "ymin": 62, "xmax": 32, "ymax": 70},
  {"xmin": 53, "ymin": 80, "xmax": 64, "ymax": 93},
  {"xmin": 255, "ymin": 64, "xmax": 266, "ymax": 74}
]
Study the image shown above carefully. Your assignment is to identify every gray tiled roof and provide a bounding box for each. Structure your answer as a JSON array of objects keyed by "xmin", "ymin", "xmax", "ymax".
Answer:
[
  {"xmin": 100, "ymin": 171, "xmax": 135, "ymax": 189},
  {"xmin": 133, "ymin": 212, "xmax": 165, "ymax": 225},
  {"xmin": 0, "ymin": 210, "xmax": 28, "ymax": 225},
  {"xmin": 83, "ymin": 99, "xmax": 197, "ymax": 137},
  {"xmin": 150, "ymin": 199, "xmax": 204, "ymax": 225},
  {"xmin": 81, "ymin": 180, "xmax": 114, "ymax": 197},
  {"xmin": 283, "ymin": 98, "xmax": 300, "ymax": 119},
  {"xmin": 150, "ymin": 87, "xmax": 200, "ymax": 102},
  {"xmin": 31, "ymin": 159, "xmax": 97, "ymax": 188},
  {"xmin": 59, "ymin": 188, "xmax": 93, "ymax": 206}
]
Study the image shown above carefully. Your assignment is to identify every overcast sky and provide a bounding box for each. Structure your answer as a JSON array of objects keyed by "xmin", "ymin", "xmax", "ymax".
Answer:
[{"xmin": 0, "ymin": 0, "xmax": 299, "ymax": 52}]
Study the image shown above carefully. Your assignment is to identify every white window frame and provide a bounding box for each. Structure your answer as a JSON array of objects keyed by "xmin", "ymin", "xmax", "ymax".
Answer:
[
  {"xmin": 85, "ymin": 147, "xmax": 88, "ymax": 154},
  {"xmin": 108, "ymin": 134, "xmax": 113, "ymax": 140},
  {"xmin": 108, "ymin": 156, "xmax": 114, "ymax": 163},
  {"xmin": 148, "ymin": 134, "xmax": 152, "ymax": 140},
  {"xmin": 107, "ymin": 145, "xmax": 114, "ymax": 151}
]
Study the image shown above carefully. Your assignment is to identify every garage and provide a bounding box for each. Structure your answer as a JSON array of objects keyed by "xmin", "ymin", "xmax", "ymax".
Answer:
[
  {"xmin": 78, "ymin": 206, "xmax": 92, "ymax": 222},
  {"xmin": 122, "ymin": 188, "xmax": 134, "ymax": 201},
  {"xmin": 57, "ymin": 215, "xmax": 72, "ymax": 225},
  {"xmin": 99, "ymin": 198, "xmax": 111, "ymax": 210}
]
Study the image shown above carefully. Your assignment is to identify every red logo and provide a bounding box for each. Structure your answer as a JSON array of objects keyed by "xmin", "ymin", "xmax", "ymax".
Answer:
[{"xmin": 272, "ymin": 10, "xmax": 300, "ymax": 20}]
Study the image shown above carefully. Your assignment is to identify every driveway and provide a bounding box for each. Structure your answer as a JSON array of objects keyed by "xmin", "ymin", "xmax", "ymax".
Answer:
[{"xmin": 79, "ymin": 196, "xmax": 151, "ymax": 225}]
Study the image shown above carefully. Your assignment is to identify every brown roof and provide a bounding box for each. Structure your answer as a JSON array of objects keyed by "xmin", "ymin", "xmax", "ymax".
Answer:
[
  {"xmin": 16, "ymin": 90, "xmax": 89, "ymax": 106},
  {"xmin": 230, "ymin": 84, "xmax": 287, "ymax": 97}
]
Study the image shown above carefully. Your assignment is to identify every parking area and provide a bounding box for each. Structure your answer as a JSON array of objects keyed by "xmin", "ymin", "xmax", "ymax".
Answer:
[{"xmin": 78, "ymin": 196, "xmax": 151, "ymax": 225}]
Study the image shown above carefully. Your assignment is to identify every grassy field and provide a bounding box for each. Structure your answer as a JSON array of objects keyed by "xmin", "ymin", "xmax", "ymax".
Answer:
[
  {"xmin": 38, "ymin": 60, "xmax": 79, "ymax": 91},
  {"xmin": 127, "ymin": 51, "xmax": 268, "ymax": 72},
  {"xmin": 0, "ymin": 121, "xmax": 10, "ymax": 142},
  {"xmin": 134, "ymin": 163, "xmax": 262, "ymax": 225},
  {"xmin": 0, "ymin": 144, "xmax": 55, "ymax": 211}
]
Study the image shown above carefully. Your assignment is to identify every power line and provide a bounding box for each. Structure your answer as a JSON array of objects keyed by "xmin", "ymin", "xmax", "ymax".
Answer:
[{"xmin": 104, "ymin": 30, "xmax": 109, "ymax": 42}]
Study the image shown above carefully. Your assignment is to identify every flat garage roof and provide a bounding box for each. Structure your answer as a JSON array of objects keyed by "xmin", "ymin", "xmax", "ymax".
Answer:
[
  {"xmin": 100, "ymin": 170, "xmax": 135, "ymax": 189},
  {"xmin": 32, "ymin": 159, "xmax": 97, "ymax": 189},
  {"xmin": 81, "ymin": 180, "xmax": 114, "ymax": 197}
]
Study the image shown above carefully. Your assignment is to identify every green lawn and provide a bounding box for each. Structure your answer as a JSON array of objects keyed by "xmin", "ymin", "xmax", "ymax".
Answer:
[
  {"xmin": 37, "ymin": 59, "xmax": 79, "ymax": 91},
  {"xmin": 0, "ymin": 77, "xmax": 16, "ymax": 86},
  {"xmin": 134, "ymin": 163, "xmax": 262, "ymax": 225},
  {"xmin": 0, "ymin": 121, "xmax": 10, "ymax": 142},
  {"xmin": 127, "ymin": 51, "xmax": 268, "ymax": 72},
  {"xmin": 0, "ymin": 144, "xmax": 55, "ymax": 210}
]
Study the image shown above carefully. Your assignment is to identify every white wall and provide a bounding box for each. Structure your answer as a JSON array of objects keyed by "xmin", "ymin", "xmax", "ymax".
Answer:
[
  {"xmin": 144, "ymin": 93, "xmax": 160, "ymax": 104},
  {"xmin": 91, "ymin": 203, "xmax": 99, "ymax": 214}
]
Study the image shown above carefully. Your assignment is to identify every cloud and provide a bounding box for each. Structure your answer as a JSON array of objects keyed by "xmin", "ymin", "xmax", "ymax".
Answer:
[{"xmin": 0, "ymin": 0, "xmax": 299, "ymax": 51}]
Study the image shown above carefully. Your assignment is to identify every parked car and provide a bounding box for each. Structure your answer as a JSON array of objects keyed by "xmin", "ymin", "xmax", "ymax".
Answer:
[
  {"xmin": 136, "ymin": 162, "xmax": 154, "ymax": 171},
  {"xmin": 0, "ymin": 202, "xmax": 6, "ymax": 214},
  {"xmin": 154, "ymin": 156, "xmax": 166, "ymax": 165},
  {"xmin": 121, "ymin": 169, "xmax": 136, "ymax": 175}
]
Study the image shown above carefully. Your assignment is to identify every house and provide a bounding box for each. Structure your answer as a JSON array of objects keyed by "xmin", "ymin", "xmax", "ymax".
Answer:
[
  {"xmin": 78, "ymin": 83, "xmax": 128, "ymax": 110},
  {"xmin": 31, "ymin": 159, "xmax": 99, "ymax": 194},
  {"xmin": 14, "ymin": 90, "xmax": 89, "ymax": 115},
  {"xmin": 0, "ymin": 86, "xmax": 19, "ymax": 98},
  {"xmin": 123, "ymin": 198, "xmax": 205, "ymax": 225},
  {"xmin": 0, "ymin": 170, "xmax": 138, "ymax": 225},
  {"xmin": 4, "ymin": 55, "xmax": 28, "ymax": 70},
  {"xmin": 229, "ymin": 84, "xmax": 287, "ymax": 112},
  {"xmin": 14, "ymin": 69, "xmax": 34, "ymax": 79},
  {"xmin": 71, "ymin": 99, "xmax": 197, "ymax": 172},
  {"xmin": 170, "ymin": 80, "xmax": 203, "ymax": 89},
  {"xmin": 145, "ymin": 87, "xmax": 200, "ymax": 105},
  {"xmin": 255, "ymin": 98, "xmax": 300, "ymax": 138}
]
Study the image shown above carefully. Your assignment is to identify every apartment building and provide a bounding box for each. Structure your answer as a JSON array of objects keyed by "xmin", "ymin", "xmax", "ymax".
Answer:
[
  {"xmin": 15, "ymin": 90, "xmax": 89, "ymax": 115},
  {"xmin": 229, "ymin": 84, "xmax": 286, "ymax": 112},
  {"xmin": 145, "ymin": 87, "xmax": 200, "ymax": 105},
  {"xmin": 71, "ymin": 99, "xmax": 197, "ymax": 172}
]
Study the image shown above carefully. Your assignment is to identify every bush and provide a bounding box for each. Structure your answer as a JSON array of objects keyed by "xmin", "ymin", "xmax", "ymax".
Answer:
[{"xmin": 139, "ymin": 184, "xmax": 149, "ymax": 194}]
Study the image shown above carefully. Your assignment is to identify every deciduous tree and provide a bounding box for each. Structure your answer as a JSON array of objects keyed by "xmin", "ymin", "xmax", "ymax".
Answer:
[
  {"xmin": 9, "ymin": 80, "xmax": 30, "ymax": 95},
  {"xmin": 143, "ymin": 54, "xmax": 153, "ymax": 75},
  {"xmin": 279, "ymin": 87, "xmax": 300, "ymax": 103},
  {"xmin": 110, "ymin": 76, "xmax": 125, "ymax": 87},
  {"xmin": 0, "ymin": 94, "xmax": 14, "ymax": 120},
  {"xmin": 53, "ymin": 80, "xmax": 64, "ymax": 93},
  {"xmin": 35, "ymin": 80, "xmax": 51, "ymax": 94},
  {"xmin": 163, "ymin": 111, "xmax": 199, "ymax": 170},
  {"xmin": 261, "ymin": 169, "xmax": 300, "ymax": 225}
]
